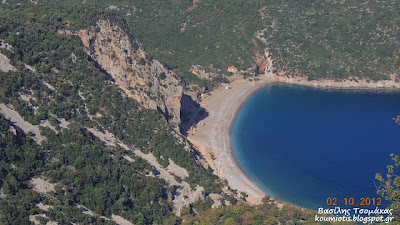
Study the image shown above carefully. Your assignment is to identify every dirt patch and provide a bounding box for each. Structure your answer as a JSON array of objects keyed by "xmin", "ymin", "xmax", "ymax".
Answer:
[
  {"xmin": 166, "ymin": 159, "xmax": 189, "ymax": 179},
  {"xmin": 134, "ymin": 150, "xmax": 205, "ymax": 214},
  {"xmin": 29, "ymin": 214, "xmax": 47, "ymax": 225},
  {"xmin": 0, "ymin": 53, "xmax": 16, "ymax": 72},
  {"xmin": 209, "ymin": 193, "xmax": 223, "ymax": 208},
  {"xmin": 0, "ymin": 103, "xmax": 45, "ymax": 144},
  {"xmin": 36, "ymin": 202, "xmax": 53, "ymax": 211},
  {"xmin": 123, "ymin": 155, "xmax": 134, "ymax": 162},
  {"xmin": 87, "ymin": 123, "xmax": 206, "ymax": 214},
  {"xmin": 86, "ymin": 127, "xmax": 117, "ymax": 147},
  {"xmin": 0, "ymin": 41, "xmax": 13, "ymax": 51},
  {"xmin": 24, "ymin": 63, "xmax": 36, "ymax": 72},
  {"xmin": 29, "ymin": 214, "xmax": 58, "ymax": 225},
  {"xmin": 30, "ymin": 178, "xmax": 55, "ymax": 194},
  {"xmin": 0, "ymin": 189, "xmax": 5, "ymax": 200},
  {"xmin": 86, "ymin": 127, "xmax": 127, "ymax": 149},
  {"xmin": 111, "ymin": 214, "xmax": 133, "ymax": 225},
  {"xmin": 39, "ymin": 79, "xmax": 56, "ymax": 91}
]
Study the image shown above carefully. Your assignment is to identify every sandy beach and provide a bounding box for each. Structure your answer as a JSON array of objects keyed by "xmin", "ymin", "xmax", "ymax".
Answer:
[
  {"xmin": 188, "ymin": 75, "xmax": 276, "ymax": 204},
  {"xmin": 187, "ymin": 71, "xmax": 400, "ymax": 205}
]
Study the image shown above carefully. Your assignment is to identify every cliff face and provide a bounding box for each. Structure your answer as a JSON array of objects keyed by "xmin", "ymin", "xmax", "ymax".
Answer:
[
  {"xmin": 76, "ymin": 20, "xmax": 182, "ymax": 127},
  {"xmin": 253, "ymin": 52, "xmax": 272, "ymax": 73}
]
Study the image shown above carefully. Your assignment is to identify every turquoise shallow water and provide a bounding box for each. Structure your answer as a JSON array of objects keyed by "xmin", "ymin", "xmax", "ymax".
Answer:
[{"xmin": 231, "ymin": 84, "xmax": 400, "ymax": 210}]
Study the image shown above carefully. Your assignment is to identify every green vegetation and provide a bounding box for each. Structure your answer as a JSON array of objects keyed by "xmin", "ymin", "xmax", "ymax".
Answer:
[
  {"xmin": 258, "ymin": 0, "xmax": 400, "ymax": 81},
  {"xmin": 59, "ymin": 0, "xmax": 400, "ymax": 84},
  {"xmin": 124, "ymin": 0, "xmax": 265, "ymax": 71},
  {"xmin": 376, "ymin": 154, "xmax": 400, "ymax": 221},
  {"xmin": 1, "ymin": 1, "xmax": 400, "ymax": 224},
  {"xmin": 0, "ymin": 114, "xmax": 171, "ymax": 224},
  {"xmin": 183, "ymin": 196, "xmax": 352, "ymax": 225},
  {"xmin": 30, "ymin": 0, "xmax": 400, "ymax": 87},
  {"xmin": 375, "ymin": 117, "xmax": 400, "ymax": 222},
  {"xmin": 0, "ymin": 4, "xmax": 221, "ymax": 224},
  {"xmin": 36, "ymin": 0, "xmax": 268, "ymax": 90}
]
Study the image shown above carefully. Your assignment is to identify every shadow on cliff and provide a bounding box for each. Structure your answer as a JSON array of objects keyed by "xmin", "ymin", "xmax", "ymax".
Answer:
[
  {"xmin": 179, "ymin": 94, "xmax": 209, "ymax": 136},
  {"xmin": 88, "ymin": 56, "xmax": 115, "ymax": 82}
]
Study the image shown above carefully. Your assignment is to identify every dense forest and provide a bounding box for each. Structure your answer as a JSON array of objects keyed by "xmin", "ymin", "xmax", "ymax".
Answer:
[
  {"xmin": 1, "ymin": 0, "xmax": 399, "ymax": 224},
  {"xmin": 127, "ymin": 0, "xmax": 400, "ymax": 81},
  {"xmin": 36, "ymin": 0, "xmax": 400, "ymax": 88},
  {"xmin": 0, "ymin": 4, "xmax": 223, "ymax": 224},
  {"xmin": 258, "ymin": 0, "xmax": 400, "ymax": 81}
]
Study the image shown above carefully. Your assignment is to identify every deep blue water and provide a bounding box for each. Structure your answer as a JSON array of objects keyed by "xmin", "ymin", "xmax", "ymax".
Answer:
[{"xmin": 231, "ymin": 84, "xmax": 400, "ymax": 210}]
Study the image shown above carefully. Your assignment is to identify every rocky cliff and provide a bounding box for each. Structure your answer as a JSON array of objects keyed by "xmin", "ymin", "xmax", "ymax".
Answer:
[{"xmin": 71, "ymin": 20, "xmax": 183, "ymax": 127}]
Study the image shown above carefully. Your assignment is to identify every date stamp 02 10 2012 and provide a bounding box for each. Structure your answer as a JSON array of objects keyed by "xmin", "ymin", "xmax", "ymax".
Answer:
[{"xmin": 314, "ymin": 197, "xmax": 395, "ymax": 223}]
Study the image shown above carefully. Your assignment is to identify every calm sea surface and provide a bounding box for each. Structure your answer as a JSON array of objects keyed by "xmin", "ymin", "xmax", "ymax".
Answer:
[{"xmin": 231, "ymin": 84, "xmax": 400, "ymax": 209}]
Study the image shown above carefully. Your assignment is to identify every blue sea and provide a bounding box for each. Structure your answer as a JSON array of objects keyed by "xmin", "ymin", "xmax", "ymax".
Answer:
[{"xmin": 231, "ymin": 84, "xmax": 400, "ymax": 210}]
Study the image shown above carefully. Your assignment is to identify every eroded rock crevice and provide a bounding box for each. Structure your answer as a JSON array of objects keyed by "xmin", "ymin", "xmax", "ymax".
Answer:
[{"xmin": 67, "ymin": 20, "xmax": 183, "ymax": 127}]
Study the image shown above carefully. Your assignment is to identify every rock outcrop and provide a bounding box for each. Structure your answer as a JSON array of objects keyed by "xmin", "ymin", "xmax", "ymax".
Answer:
[
  {"xmin": 0, "ymin": 53, "xmax": 16, "ymax": 72},
  {"xmin": 253, "ymin": 51, "xmax": 272, "ymax": 73},
  {"xmin": 72, "ymin": 20, "xmax": 183, "ymax": 127}
]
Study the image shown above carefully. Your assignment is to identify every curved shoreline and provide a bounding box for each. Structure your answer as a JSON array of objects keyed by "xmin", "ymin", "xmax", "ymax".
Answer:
[
  {"xmin": 188, "ymin": 76, "xmax": 276, "ymax": 203},
  {"xmin": 188, "ymin": 73, "xmax": 400, "ymax": 204}
]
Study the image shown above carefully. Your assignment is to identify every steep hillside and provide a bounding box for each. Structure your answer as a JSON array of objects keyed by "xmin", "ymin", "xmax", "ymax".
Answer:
[
  {"xmin": 18, "ymin": 0, "xmax": 399, "ymax": 92},
  {"xmin": 48, "ymin": 0, "xmax": 400, "ymax": 88},
  {"xmin": 257, "ymin": 0, "xmax": 400, "ymax": 81},
  {"xmin": 62, "ymin": 20, "xmax": 183, "ymax": 127},
  {"xmin": 0, "ymin": 4, "xmax": 225, "ymax": 224},
  {"xmin": 2, "ymin": 1, "xmax": 393, "ymax": 224}
]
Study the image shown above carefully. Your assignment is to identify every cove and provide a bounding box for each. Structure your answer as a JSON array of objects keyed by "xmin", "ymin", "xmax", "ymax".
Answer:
[{"xmin": 231, "ymin": 84, "xmax": 400, "ymax": 210}]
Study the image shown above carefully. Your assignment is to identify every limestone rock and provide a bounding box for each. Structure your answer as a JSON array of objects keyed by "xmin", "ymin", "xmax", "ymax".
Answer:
[
  {"xmin": 0, "ymin": 53, "xmax": 16, "ymax": 72},
  {"xmin": 75, "ymin": 20, "xmax": 183, "ymax": 127}
]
